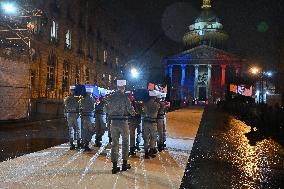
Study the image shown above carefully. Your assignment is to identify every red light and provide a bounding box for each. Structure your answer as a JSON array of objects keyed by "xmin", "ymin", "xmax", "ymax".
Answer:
[
  {"xmin": 195, "ymin": 101, "xmax": 198, "ymax": 105},
  {"xmin": 205, "ymin": 100, "xmax": 208, "ymax": 105}
]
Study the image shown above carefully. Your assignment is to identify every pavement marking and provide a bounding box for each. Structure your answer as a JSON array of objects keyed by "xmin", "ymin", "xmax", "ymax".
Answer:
[
  {"xmin": 78, "ymin": 142, "xmax": 108, "ymax": 184},
  {"xmin": 157, "ymin": 152, "xmax": 175, "ymax": 189},
  {"xmin": 139, "ymin": 153, "xmax": 149, "ymax": 189}
]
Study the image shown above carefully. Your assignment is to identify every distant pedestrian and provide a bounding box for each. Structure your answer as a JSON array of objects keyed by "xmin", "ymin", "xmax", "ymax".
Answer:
[
  {"xmin": 104, "ymin": 80, "xmax": 135, "ymax": 174},
  {"xmin": 81, "ymin": 87, "xmax": 95, "ymax": 151},
  {"xmin": 64, "ymin": 86, "xmax": 81, "ymax": 150},
  {"xmin": 143, "ymin": 91, "xmax": 160, "ymax": 159}
]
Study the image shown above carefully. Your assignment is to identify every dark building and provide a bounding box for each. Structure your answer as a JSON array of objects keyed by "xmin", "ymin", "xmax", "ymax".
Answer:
[{"xmin": 0, "ymin": 0, "xmax": 129, "ymax": 119}]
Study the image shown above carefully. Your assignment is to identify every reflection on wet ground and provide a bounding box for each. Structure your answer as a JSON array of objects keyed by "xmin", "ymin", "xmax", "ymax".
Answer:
[
  {"xmin": 181, "ymin": 106, "xmax": 284, "ymax": 189},
  {"xmin": 0, "ymin": 118, "xmax": 68, "ymax": 162}
]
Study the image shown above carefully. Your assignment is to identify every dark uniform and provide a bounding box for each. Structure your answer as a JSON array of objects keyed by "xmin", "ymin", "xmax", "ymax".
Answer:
[
  {"xmin": 81, "ymin": 94, "xmax": 95, "ymax": 151},
  {"xmin": 143, "ymin": 97, "xmax": 160, "ymax": 158},
  {"xmin": 94, "ymin": 98, "xmax": 106, "ymax": 146},
  {"xmin": 104, "ymin": 90, "xmax": 135, "ymax": 173},
  {"xmin": 64, "ymin": 95, "xmax": 80, "ymax": 150}
]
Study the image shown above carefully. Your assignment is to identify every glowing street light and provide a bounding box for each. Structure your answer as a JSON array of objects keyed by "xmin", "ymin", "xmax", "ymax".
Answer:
[
  {"xmin": 250, "ymin": 67, "xmax": 260, "ymax": 75},
  {"xmin": 130, "ymin": 68, "xmax": 139, "ymax": 78},
  {"xmin": 1, "ymin": 2, "xmax": 17, "ymax": 14}
]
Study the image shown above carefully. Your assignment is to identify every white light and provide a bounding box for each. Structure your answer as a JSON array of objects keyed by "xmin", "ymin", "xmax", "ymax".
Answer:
[
  {"xmin": 256, "ymin": 90, "xmax": 260, "ymax": 94},
  {"xmin": 266, "ymin": 72, "xmax": 272, "ymax": 77},
  {"xmin": 1, "ymin": 2, "xmax": 17, "ymax": 14},
  {"xmin": 131, "ymin": 68, "xmax": 138, "ymax": 78},
  {"xmin": 266, "ymin": 91, "xmax": 269, "ymax": 95}
]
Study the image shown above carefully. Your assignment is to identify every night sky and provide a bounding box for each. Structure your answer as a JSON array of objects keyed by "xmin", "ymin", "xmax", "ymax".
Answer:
[{"xmin": 99, "ymin": 0, "xmax": 284, "ymax": 81}]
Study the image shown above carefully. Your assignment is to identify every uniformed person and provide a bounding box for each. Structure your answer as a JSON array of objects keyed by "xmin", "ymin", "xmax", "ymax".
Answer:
[
  {"xmin": 156, "ymin": 92, "xmax": 166, "ymax": 152},
  {"xmin": 81, "ymin": 87, "xmax": 95, "ymax": 151},
  {"xmin": 104, "ymin": 80, "xmax": 135, "ymax": 174},
  {"xmin": 143, "ymin": 90, "xmax": 160, "ymax": 159},
  {"xmin": 94, "ymin": 96, "xmax": 107, "ymax": 147},
  {"xmin": 64, "ymin": 86, "xmax": 81, "ymax": 150},
  {"xmin": 128, "ymin": 98, "xmax": 142, "ymax": 156}
]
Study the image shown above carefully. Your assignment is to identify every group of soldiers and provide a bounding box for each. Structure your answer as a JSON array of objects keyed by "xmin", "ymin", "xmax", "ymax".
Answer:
[{"xmin": 64, "ymin": 80, "xmax": 167, "ymax": 174}]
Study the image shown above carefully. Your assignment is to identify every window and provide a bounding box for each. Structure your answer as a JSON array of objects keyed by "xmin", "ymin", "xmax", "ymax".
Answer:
[
  {"xmin": 78, "ymin": 34, "xmax": 83, "ymax": 54},
  {"xmin": 46, "ymin": 53, "xmax": 56, "ymax": 90},
  {"xmin": 108, "ymin": 74, "xmax": 112, "ymax": 83},
  {"xmin": 85, "ymin": 67, "xmax": 90, "ymax": 84},
  {"xmin": 75, "ymin": 66, "xmax": 80, "ymax": 84},
  {"xmin": 65, "ymin": 30, "xmax": 71, "ymax": 49},
  {"xmin": 103, "ymin": 50, "xmax": 108, "ymax": 63},
  {"xmin": 62, "ymin": 60, "xmax": 69, "ymax": 90},
  {"xmin": 51, "ymin": 21, "xmax": 58, "ymax": 43}
]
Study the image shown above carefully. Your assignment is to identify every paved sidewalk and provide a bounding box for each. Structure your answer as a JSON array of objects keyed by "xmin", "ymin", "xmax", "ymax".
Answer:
[
  {"xmin": 180, "ymin": 106, "xmax": 284, "ymax": 189},
  {"xmin": 0, "ymin": 107, "xmax": 204, "ymax": 189}
]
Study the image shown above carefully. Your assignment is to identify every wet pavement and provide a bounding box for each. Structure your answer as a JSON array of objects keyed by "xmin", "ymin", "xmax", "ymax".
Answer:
[
  {"xmin": 0, "ymin": 107, "xmax": 204, "ymax": 189},
  {"xmin": 0, "ymin": 118, "xmax": 68, "ymax": 162},
  {"xmin": 180, "ymin": 106, "xmax": 284, "ymax": 189}
]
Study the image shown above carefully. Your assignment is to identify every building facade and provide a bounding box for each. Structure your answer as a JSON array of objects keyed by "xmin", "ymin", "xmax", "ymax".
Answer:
[
  {"xmin": 0, "ymin": 0, "xmax": 128, "ymax": 119},
  {"xmin": 163, "ymin": 0, "xmax": 244, "ymax": 103}
]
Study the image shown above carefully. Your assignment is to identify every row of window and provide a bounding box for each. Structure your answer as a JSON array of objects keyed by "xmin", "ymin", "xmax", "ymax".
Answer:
[{"xmin": 50, "ymin": 20, "xmax": 120, "ymax": 66}]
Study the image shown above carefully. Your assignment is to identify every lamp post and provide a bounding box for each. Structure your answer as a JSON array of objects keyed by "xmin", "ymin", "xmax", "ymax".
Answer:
[{"xmin": 250, "ymin": 66, "xmax": 273, "ymax": 104}]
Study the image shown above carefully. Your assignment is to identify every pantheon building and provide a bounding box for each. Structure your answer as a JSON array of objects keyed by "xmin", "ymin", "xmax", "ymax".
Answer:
[{"xmin": 163, "ymin": 0, "xmax": 245, "ymax": 103}]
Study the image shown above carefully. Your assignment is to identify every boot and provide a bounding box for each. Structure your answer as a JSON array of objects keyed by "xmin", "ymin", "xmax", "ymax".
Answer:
[
  {"xmin": 158, "ymin": 144, "xmax": 164, "ymax": 152},
  {"xmin": 70, "ymin": 142, "xmax": 75, "ymax": 150},
  {"xmin": 144, "ymin": 149, "xmax": 150, "ymax": 159},
  {"xmin": 122, "ymin": 160, "xmax": 131, "ymax": 171},
  {"xmin": 112, "ymin": 162, "xmax": 121, "ymax": 174},
  {"xmin": 76, "ymin": 139, "xmax": 83, "ymax": 149},
  {"xmin": 152, "ymin": 147, "xmax": 157, "ymax": 154},
  {"xmin": 109, "ymin": 136, "xmax": 112, "ymax": 144},
  {"xmin": 149, "ymin": 148, "xmax": 156, "ymax": 158},
  {"xmin": 129, "ymin": 147, "xmax": 136, "ymax": 156},
  {"xmin": 84, "ymin": 142, "xmax": 91, "ymax": 151},
  {"xmin": 135, "ymin": 145, "xmax": 141, "ymax": 151}
]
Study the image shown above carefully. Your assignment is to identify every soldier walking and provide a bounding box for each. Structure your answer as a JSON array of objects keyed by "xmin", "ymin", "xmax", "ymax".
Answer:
[
  {"xmin": 104, "ymin": 80, "xmax": 135, "ymax": 174},
  {"xmin": 94, "ymin": 96, "xmax": 107, "ymax": 147},
  {"xmin": 156, "ymin": 93, "xmax": 166, "ymax": 152},
  {"xmin": 64, "ymin": 86, "xmax": 81, "ymax": 150},
  {"xmin": 143, "ymin": 91, "xmax": 160, "ymax": 159},
  {"xmin": 81, "ymin": 87, "xmax": 95, "ymax": 151},
  {"xmin": 128, "ymin": 99, "xmax": 142, "ymax": 156}
]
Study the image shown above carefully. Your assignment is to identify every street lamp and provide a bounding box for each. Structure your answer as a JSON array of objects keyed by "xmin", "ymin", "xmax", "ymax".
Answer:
[
  {"xmin": 250, "ymin": 67, "xmax": 260, "ymax": 75},
  {"xmin": 1, "ymin": 2, "xmax": 17, "ymax": 14},
  {"xmin": 130, "ymin": 68, "xmax": 139, "ymax": 78}
]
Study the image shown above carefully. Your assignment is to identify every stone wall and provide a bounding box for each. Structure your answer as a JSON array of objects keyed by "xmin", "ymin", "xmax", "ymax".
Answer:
[{"xmin": 0, "ymin": 57, "xmax": 30, "ymax": 120}]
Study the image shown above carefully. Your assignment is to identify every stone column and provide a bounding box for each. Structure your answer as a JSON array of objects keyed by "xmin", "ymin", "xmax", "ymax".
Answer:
[
  {"xmin": 221, "ymin": 64, "xmax": 227, "ymax": 86},
  {"xmin": 207, "ymin": 64, "xmax": 212, "ymax": 99},
  {"xmin": 169, "ymin": 65, "xmax": 173, "ymax": 83},
  {"xmin": 194, "ymin": 65, "xmax": 199, "ymax": 99},
  {"xmin": 235, "ymin": 64, "xmax": 240, "ymax": 77},
  {"xmin": 180, "ymin": 64, "xmax": 186, "ymax": 99}
]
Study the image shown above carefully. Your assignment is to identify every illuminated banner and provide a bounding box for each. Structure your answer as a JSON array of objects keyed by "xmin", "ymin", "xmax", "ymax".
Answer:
[{"xmin": 230, "ymin": 84, "xmax": 252, "ymax": 96}]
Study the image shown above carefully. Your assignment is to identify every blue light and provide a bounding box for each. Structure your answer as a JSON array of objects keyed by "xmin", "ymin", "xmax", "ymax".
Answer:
[
  {"xmin": 1, "ymin": 2, "xmax": 17, "ymax": 14},
  {"xmin": 266, "ymin": 71, "xmax": 272, "ymax": 77}
]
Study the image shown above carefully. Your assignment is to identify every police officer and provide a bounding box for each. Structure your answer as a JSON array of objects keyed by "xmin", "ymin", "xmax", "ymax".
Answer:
[
  {"xmin": 156, "ymin": 92, "xmax": 166, "ymax": 152},
  {"xmin": 64, "ymin": 86, "xmax": 81, "ymax": 150},
  {"xmin": 94, "ymin": 96, "xmax": 107, "ymax": 147},
  {"xmin": 143, "ymin": 90, "xmax": 160, "ymax": 159},
  {"xmin": 104, "ymin": 80, "xmax": 135, "ymax": 174},
  {"xmin": 128, "ymin": 98, "xmax": 142, "ymax": 156},
  {"xmin": 81, "ymin": 87, "xmax": 95, "ymax": 151}
]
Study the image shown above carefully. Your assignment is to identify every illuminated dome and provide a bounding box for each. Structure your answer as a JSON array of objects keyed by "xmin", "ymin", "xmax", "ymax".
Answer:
[{"xmin": 183, "ymin": 0, "xmax": 229, "ymax": 50}]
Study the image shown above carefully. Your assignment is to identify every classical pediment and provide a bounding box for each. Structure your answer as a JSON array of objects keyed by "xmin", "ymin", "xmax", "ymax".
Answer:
[{"xmin": 168, "ymin": 45, "xmax": 241, "ymax": 62}]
